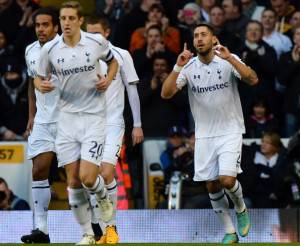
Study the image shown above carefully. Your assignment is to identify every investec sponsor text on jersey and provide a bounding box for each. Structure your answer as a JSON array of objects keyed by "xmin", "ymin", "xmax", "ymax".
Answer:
[
  {"xmin": 191, "ymin": 82, "xmax": 230, "ymax": 93},
  {"xmin": 52, "ymin": 65, "xmax": 96, "ymax": 76}
]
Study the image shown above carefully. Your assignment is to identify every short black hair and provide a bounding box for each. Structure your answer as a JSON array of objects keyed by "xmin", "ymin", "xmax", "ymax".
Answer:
[
  {"xmin": 146, "ymin": 24, "xmax": 162, "ymax": 36},
  {"xmin": 149, "ymin": 3, "xmax": 165, "ymax": 14},
  {"xmin": 194, "ymin": 22, "xmax": 215, "ymax": 35},
  {"xmin": 33, "ymin": 7, "xmax": 59, "ymax": 27},
  {"xmin": 232, "ymin": 0, "xmax": 243, "ymax": 14},
  {"xmin": 247, "ymin": 20, "xmax": 263, "ymax": 32},
  {"xmin": 262, "ymin": 8, "xmax": 278, "ymax": 17},
  {"xmin": 85, "ymin": 15, "xmax": 110, "ymax": 31}
]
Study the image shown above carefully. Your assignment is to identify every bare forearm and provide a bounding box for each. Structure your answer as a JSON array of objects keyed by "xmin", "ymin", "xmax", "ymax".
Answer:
[
  {"xmin": 161, "ymin": 71, "xmax": 179, "ymax": 99},
  {"xmin": 227, "ymin": 55, "xmax": 259, "ymax": 86},
  {"xmin": 106, "ymin": 58, "xmax": 118, "ymax": 83},
  {"xmin": 28, "ymin": 78, "xmax": 36, "ymax": 118},
  {"xmin": 33, "ymin": 76, "xmax": 43, "ymax": 91}
]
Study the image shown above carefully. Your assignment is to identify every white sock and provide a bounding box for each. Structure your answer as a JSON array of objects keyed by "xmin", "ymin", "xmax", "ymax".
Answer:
[
  {"xmin": 89, "ymin": 193, "xmax": 100, "ymax": 224},
  {"xmin": 68, "ymin": 188, "xmax": 94, "ymax": 236},
  {"xmin": 83, "ymin": 175, "xmax": 107, "ymax": 201},
  {"xmin": 225, "ymin": 181, "xmax": 246, "ymax": 213},
  {"xmin": 209, "ymin": 190, "xmax": 235, "ymax": 234},
  {"xmin": 32, "ymin": 179, "xmax": 51, "ymax": 234},
  {"xmin": 106, "ymin": 179, "xmax": 117, "ymax": 226}
]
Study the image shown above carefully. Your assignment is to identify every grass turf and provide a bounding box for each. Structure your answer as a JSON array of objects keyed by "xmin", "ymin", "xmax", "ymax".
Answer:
[{"xmin": 2, "ymin": 244, "xmax": 300, "ymax": 246}]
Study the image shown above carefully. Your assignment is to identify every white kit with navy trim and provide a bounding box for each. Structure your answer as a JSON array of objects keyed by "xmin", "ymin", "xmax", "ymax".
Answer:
[
  {"xmin": 99, "ymin": 43, "xmax": 139, "ymax": 127},
  {"xmin": 25, "ymin": 34, "xmax": 60, "ymax": 124},
  {"xmin": 176, "ymin": 55, "xmax": 245, "ymax": 138},
  {"xmin": 37, "ymin": 30, "xmax": 114, "ymax": 116}
]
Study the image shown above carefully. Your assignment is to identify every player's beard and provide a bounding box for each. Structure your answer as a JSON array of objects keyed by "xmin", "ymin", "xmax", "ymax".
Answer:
[{"xmin": 196, "ymin": 44, "xmax": 213, "ymax": 57}]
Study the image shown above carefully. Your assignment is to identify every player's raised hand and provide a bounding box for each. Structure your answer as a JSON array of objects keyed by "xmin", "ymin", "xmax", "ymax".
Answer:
[
  {"xmin": 95, "ymin": 74, "xmax": 110, "ymax": 92},
  {"xmin": 39, "ymin": 74, "xmax": 55, "ymax": 93},
  {"xmin": 213, "ymin": 44, "xmax": 231, "ymax": 60},
  {"xmin": 176, "ymin": 43, "xmax": 193, "ymax": 67}
]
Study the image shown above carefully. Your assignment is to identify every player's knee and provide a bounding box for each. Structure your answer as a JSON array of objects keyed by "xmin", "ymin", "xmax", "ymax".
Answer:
[
  {"xmin": 100, "ymin": 164, "xmax": 115, "ymax": 184},
  {"xmin": 80, "ymin": 173, "xmax": 97, "ymax": 188},
  {"xmin": 219, "ymin": 176, "xmax": 236, "ymax": 189},
  {"xmin": 206, "ymin": 180, "xmax": 222, "ymax": 193}
]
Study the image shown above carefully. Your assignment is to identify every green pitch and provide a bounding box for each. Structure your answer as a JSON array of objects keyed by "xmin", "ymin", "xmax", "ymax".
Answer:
[{"xmin": 2, "ymin": 244, "xmax": 300, "ymax": 246}]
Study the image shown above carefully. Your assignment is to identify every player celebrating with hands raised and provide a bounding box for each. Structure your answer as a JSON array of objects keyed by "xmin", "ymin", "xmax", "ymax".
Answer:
[{"xmin": 162, "ymin": 23, "xmax": 258, "ymax": 244}]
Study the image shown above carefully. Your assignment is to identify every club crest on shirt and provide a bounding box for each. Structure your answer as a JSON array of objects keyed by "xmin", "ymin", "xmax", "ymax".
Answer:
[
  {"xmin": 217, "ymin": 69, "xmax": 222, "ymax": 80},
  {"xmin": 85, "ymin": 52, "xmax": 91, "ymax": 62}
]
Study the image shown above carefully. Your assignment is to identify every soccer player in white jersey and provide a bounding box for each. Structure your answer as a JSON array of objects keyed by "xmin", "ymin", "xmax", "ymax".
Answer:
[
  {"xmin": 21, "ymin": 7, "xmax": 60, "ymax": 244},
  {"xmin": 162, "ymin": 23, "xmax": 258, "ymax": 244},
  {"xmin": 34, "ymin": 1, "xmax": 119, "ymax": 244},
  {"xmin": 86, "ymin": 16, "xmax": 144, "ymax": 244}
]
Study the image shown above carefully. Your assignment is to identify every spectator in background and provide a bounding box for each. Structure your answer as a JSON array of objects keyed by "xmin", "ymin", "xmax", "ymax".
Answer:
[
  {"xmin": 0, "ymin": 0, "xmax": 23, "ymax": 45},
  {"xmin": 290, "ymin": 11, "xmax": 300, "ymax": 28},
  {"xmin": 114, "ymin": 0, "xmax": 161, "ymax": 49},
  {"xmin": 13, "ymin": 0, "xmax": 40, "ymax": 57},
  {"xmin": 277, "ymin": 25, "xmax": 300, "ymax": 137},
  {"xmin": 0, "ymin": 177, "xmax": 30, "ymax": 210},
  {"xmin": 177, "ymin": 3, "xmax": 202, "ymax": 50},
  {"xmin": 196, "ymin": 0, "xmax": 216, "ymax": 23},
  {"xmin": 0, "ymin": 57, "xmax": 28, "ymax": 141},
  {"xmin": 240, "ymin": 20, "xmax": 278, "ymax": 115},
  {"xmin": 209, "ymin": 5, "xmax": 244, "ymax": 55},
  {"xmin": 241, "ymin": 0, "xmax": 265, "ymax": 21},
  {"xmin": 130, "ymin": 4, "xmax": 180, "ymax": 54},
  {"xmin": 16, "ymin": 0, "xmax": 40, "ymax": 28},
  {"xmin": 0, "ymin": 30, "xmax": 13, "ymax": 72},
  {"xmin": 222, "ymin": 0, "xmax": 250, "ymax": 39},
  {"xmin": 262, "ymin": 8, "xmax": 292, "ymax": 58},
  {"xmin": 286, "ymin": 10, "xmax": 300, "ymax": 39},
  {"xmin": 96, "ymin": 0, "xmax": 133, "ymax": 21},
  {"xmin": 245, "ymin": 98, "xmax": 279, "ymax": 138},
  {"xmin": 251, "ymin": 132, "xmax": 288, "ymax": 207},
  {"xmin": 132, "ymin": 25, "xmax": 176, "ymax": 77},
  {"xmin": 160, "ymin": 126, "xmax": 186, "ymax": 173},
  {"xmin": 270, "ymin": 0, "xmax": 296, "ymax": 34},
  {"xmin": 139, "ymin": 53, "xmax": 188, "ymax": 138}
]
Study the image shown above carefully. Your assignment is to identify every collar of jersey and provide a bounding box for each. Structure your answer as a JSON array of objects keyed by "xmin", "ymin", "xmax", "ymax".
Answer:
[
  {"xmin": 58, "ymin": 30, "xmax": 86, "ymax": 48},
  {"xmin": 195, "ymin": 54, "xmax": 221, "ymax": 68}
]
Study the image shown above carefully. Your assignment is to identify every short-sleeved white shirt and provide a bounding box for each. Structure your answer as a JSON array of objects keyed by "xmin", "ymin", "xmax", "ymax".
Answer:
[
  {"xmin": 37, "ymin": 30, "xmax": 114, "ymax": 116},
  {"xmin": 176, "ymin": 55, "xmax": 245, "ymax": 138},
  {"xmin": 99, "ymin": 43, "xmax": 139, "ymax": 126},
  {"xmin": 25, "ymin": 34, "xmax": 60, "ymax": 124}
]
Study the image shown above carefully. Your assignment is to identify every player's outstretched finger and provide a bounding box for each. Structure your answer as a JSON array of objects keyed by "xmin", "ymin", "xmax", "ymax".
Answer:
[
  {"xmin": 47, "ymin": 73, "xmax": 51, "ymax": 81},
  {"xmin": 183, "ymin": 42, "xmax": 187, "ymax": 51}
]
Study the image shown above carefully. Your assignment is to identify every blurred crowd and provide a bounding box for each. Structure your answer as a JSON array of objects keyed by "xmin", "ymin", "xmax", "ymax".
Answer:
[{"xmin": 1, "ymin": 0, "xmax": 300, "ymax": 208}]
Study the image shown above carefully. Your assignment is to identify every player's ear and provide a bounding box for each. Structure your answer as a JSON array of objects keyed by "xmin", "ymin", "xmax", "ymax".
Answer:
[
  {"xmin": 79, "ymin": 16, "xmax": 84, "ymax": 26},
  {"xmin": 105, "ymin": 28, "xmax": 111, "ymax": 38},
  {"xmin": 212, "ymin": 36, "xmax": 219, "ymax": 46},
  {"xmin": 54, "ymin": 24, "xmax": 58, "ymax": 33}
]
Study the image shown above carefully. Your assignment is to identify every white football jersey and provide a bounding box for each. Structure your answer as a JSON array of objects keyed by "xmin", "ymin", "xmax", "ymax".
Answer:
[
  {"xmin": 25, "ymin": 34, "xmax": 60, "ymax": 124},
  {"xmin": 37, "ymin": 30, "xmax": 114, "ymax": 116},
  {"xmin": 99, "ymin": 43, "xmax": 139, "ymax": 126},
  {"xmin": 176, "ymin": 55, "xmax": 245, "ymax": 138}
]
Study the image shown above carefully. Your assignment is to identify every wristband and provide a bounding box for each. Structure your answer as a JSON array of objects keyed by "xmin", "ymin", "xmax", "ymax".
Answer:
[{"xmin": 173, "ymin": 64, "xmax": 182, "ymax": 73}]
